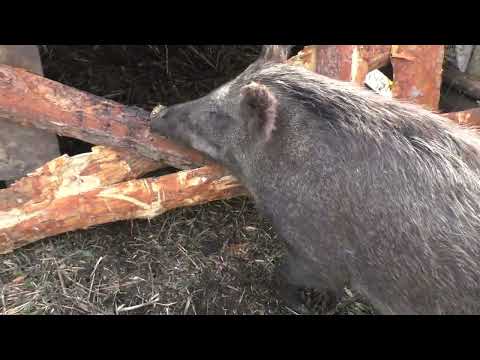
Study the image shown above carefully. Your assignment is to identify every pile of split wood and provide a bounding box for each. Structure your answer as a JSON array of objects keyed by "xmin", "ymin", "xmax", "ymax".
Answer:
[{"xmin": 0, "ymin": 46, "xmax": 479, "ymax": 255}]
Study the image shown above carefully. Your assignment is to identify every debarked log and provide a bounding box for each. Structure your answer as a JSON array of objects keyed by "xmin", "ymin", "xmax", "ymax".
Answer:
[
  {"xmin": 391, "ymin": 45, "xmax": 445, "ymax": 111},
  {"xmin": 0, "ymin": 64, "xmax": 211, "ymax": 170},
  {"xmin": 0, "ymin": 145, "xmax": 165, "ymax": 212},
  {"xmin": 0, "ymin": 165, "xmax": 248, "ymax": 254},
  {"xmin": 288, "ymin": 45, "xmax": 392, "ymax": 85}
]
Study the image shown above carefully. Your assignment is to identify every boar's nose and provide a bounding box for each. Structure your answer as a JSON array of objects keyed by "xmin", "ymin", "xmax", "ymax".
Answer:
[{"xmin": 150, "ymin": 104, "xmax": 168, "ymax": 121}]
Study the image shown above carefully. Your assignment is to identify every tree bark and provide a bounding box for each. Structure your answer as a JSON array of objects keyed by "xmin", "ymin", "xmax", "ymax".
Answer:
[
  {"xmin": 0, "ymin": 64, "xmax": 210, "ymax": 170},
  {"xmin": 0, "ymin": 164, "xmax": 247, "ymax": 254}
]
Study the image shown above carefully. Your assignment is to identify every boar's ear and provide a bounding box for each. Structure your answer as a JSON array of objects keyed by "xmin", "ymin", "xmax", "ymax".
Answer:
[
  {"xmin": 260, "ymin": 45, "xmax": 294, "ymax": 63},
  {"xmin": 240, "ymin": 81, "xmax": 278, "ymax": 141}
]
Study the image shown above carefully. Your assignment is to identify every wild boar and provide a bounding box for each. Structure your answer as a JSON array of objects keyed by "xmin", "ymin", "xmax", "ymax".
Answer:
[{"xmin": 150, "ymin": 45, "xmax": 480, "ymax": 315}]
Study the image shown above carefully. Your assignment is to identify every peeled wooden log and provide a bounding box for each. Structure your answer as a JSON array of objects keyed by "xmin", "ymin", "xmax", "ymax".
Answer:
[
  {"xmin": 0, "ymin": 165, "xmax": 247, "ymax": 255},
  {"xmin": 288, "ymin": 45, "xmax": 392, "ymax": 85},
  {"xmin": 0, "ymin": 64, "xmax": 210, "ymax": 170},
  {"xmin": 0, "ymin": 146, "xmax": 165, "ymax": 213},
  {"xmin": 0, "ymin": 45, "xmax": 60, "ymax": 182},
  {"xmin": 391, "ymin": 45, "xmax": 445, "ymax": 111}
]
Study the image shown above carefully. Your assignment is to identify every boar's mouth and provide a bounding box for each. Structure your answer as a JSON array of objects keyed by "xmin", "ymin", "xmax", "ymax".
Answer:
[
  {"xmin": 149, "ymin": 104, "xmax": 178, "ymax": 140},
  {"xmin": 149, "ymin": 104, "xmax": 221, "ymax": 161},
  {"xmin": 149, "ymin": 111, "xmax": 190, "ymax": 154}
]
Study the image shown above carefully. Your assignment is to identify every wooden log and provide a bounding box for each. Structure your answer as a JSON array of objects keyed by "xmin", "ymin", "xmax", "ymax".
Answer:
[
  {"xmin": 0, "ymin": 165, "xmax": 247, "ymax": 255},
  {"xmin": 391, "ymin": 45, "xmax": 445, "ymax": 111},
  {"xmin": 443, "ymin": 64, "xmax": 480, "ymax": 100},
  {"xmin": 0, "ymin": 146, "xmax": 165, "ymax": 213},
  {"xmin": 0, "ymin": 64, "xmax": 210, "ymax": 170},
  {"xmin": 289, "ymin": 45, "xmax": 392, "ymax": 85},
  {"xmin": 0, "ymin": 45, "xmax": 60, "ymax": 181}
]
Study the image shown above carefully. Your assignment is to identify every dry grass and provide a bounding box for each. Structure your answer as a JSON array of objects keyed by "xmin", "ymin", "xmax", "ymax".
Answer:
[{"xmin": 0, "ymin": 45, "xmax": 374, "ymax": 315}]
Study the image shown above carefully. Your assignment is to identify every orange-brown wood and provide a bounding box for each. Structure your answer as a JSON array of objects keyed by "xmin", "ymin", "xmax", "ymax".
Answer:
[
  {"xmin": 0, "ymin": 164, "xmax": 247, "ymax": 254},
  {"xmin": 391, "ymin": 45, "xmax": 445, "ymax": 111},
  {"xmin": 289, "ymin": 45, "xmax": 391, "ymax": 85},
  {"xmin": 0, "ymin": 146, "xmax": 164, "ymax": 213}
]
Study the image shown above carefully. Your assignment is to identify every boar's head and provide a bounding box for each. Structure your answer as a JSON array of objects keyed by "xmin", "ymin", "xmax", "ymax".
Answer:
[{"xmin": 150, "ymin": 45, "xmax": 294, "ymax": 168}]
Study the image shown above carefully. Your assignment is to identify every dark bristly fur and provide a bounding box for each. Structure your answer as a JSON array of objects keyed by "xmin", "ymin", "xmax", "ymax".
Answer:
[{"xmin": 151, "ymin": 45, "xmax": 480, "ymax": 315}]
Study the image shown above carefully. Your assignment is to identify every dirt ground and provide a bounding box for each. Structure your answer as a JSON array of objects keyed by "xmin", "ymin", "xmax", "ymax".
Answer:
[{"xmin": 0, "ymin": 45, "xmax": 378, "ymax": 315}]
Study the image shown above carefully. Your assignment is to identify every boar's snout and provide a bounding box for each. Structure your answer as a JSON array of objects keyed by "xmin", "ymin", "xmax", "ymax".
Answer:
[{"xmin": 150, "ymin": 104, "xmax": 178, "ymax": 137}]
